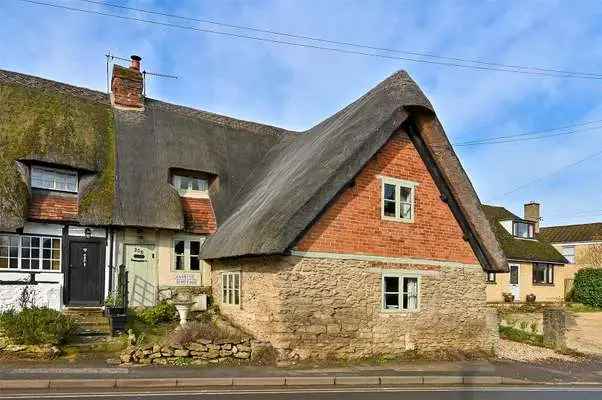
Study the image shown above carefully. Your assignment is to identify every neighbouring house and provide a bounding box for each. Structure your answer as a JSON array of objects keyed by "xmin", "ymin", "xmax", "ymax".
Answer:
[
  {"xmin": 0, "ymin": 55, "xmax": 509, "ymax": 359},
  {"xmin": 539, "ymin": 222, "xmax": 602, "ymax": 267},
  {"xmin": 482, "ymin": 203, "xmax": 578, "ymax": 303}
]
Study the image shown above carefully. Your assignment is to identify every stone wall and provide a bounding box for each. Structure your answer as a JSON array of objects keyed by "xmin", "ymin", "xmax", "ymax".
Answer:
[{"xmin": 212, "ymin": 255, "xmax": 497, "ymax": 360}]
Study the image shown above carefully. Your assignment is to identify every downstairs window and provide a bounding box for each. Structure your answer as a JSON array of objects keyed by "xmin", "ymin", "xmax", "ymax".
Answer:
[
  {"xmin": 382, "ymin": 274, "xmax": 419, "ymax": 311},
  {"xmin": 533, "ymin": 263, "xmax": 554, "ymax": 285},
  {"xmin": 221, "ymin": 271, "xmax": 240, "ymax": 306}
]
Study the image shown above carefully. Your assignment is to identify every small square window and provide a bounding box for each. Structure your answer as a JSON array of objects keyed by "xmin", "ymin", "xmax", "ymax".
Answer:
[
  {"xmin": 382, "ymin": 275, "xmax": 419, "ymax": 311},
  {"xmin": 173, "ymin": 175, "xmax": 209, "ymax": 198},
  {"xmin": 486, "ymin": 272, "xmax": 496, "ymax": 283},
  {"xmin": 381, "ymin": 178, "xmax": 417, "ymax": 222},
  {"xmin": 173, "ymin": 237, "xmax": 205, "ymax": 272},
  {"xmin": 561, "ymin": 245, "xmax": 575, "ymax": 264}
]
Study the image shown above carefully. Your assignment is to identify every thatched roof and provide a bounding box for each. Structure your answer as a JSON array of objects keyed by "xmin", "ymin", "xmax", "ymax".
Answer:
[
  {"xmin": 0, "ymin": 68, "xmax": 508, "ymax": 272},
  {"xmin": 540, "ymin": 223, "xmax": 602, "ymax": 243},
  {"xmin": 482, "ymin": 205, "xmax": 567, "ymax": 264}
]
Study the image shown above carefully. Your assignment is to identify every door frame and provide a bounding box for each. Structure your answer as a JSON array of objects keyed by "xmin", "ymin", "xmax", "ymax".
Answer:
[
  {"xmin": 508, "ymin": 263, "xmax": 520, "ymax": 302},
  {"xmin": 63, "ymin": 236, "xmax": 106, "ymax": 307}
]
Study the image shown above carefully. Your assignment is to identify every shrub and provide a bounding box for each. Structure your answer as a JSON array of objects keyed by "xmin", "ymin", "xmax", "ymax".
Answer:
[
  {"xmin": 519, "ymin": 320, "xmax": 529, "ymax": 331},
  {"xmin": 0, "ymin": 307, "xmax": 78, "ymax": 345},
  {"xmin": 137, "ymin": 302, "xmax": 177, "ymax": 326},
  {"xmin": 572, "ymin": 268, "xmax": 602, "ymax": 307},
  {"xmin": 530, "ymin": 322, "xmax": 538, "ymax": 334},
  {"xmin": 499, "ymin": 325, "xmax": 543, "ymax": 347},
  {"xmin": 167, "ymin": 321, "xmax": 247, "ymax": 347}
]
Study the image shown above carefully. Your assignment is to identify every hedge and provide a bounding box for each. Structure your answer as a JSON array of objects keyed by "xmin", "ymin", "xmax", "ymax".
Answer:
[{"xmin": 572, "ymin": 268, "xmax": 602, "ymax": 307}]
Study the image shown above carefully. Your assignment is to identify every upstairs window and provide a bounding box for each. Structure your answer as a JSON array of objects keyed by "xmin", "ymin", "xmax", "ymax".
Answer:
[
  {"xmin": 31, "ymin": 166, "xmax": 77, "ymax": 193},
  {"xmin": 533, "ymin": 263, "xmax": 554, "ymax": 285},
  {"xmin": 173, "ymin": 175, "xmax": 209, "ymax": 198},
  {"xmin": 561, "ymin": 245, "xmax": 575, "ymax": 264},
  {"xmin": 513, "ymin": 221, "xmax": 534, "ymax": 239},
  {"xmin": 173, "ymin": 237, "xmax": 203, "ymax": 271},
  {"xmin": 486, "ymin": 272, "xmax": 496, "ymax": 283},
  {"xmin": 381, "ymin": 177, "xmax": 417, "ymax": 223}
]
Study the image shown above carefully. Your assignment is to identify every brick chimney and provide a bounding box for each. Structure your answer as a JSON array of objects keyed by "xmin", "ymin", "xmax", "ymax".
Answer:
[
  {"xmin": 111, "ymin": 55, "xmax": 144, "ymax": 110},
  {"xmin": 524, "ymin": 202, "xmax": 540, "ymax": 233}
]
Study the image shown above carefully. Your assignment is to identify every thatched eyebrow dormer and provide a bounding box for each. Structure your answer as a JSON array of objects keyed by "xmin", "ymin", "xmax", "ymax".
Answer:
[{"xmin": 0, "ymin": 70, "xmax": 115, "ymax": 230}]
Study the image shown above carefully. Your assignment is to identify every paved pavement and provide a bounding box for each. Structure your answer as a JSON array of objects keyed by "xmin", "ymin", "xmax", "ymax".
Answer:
[
  {"xmin": 567, "ymin": 312, "xmax": 602, "ymax": 356},
  {"xmin": 1, "ymin": 386, "xmax": 602, "ymax": 399}
]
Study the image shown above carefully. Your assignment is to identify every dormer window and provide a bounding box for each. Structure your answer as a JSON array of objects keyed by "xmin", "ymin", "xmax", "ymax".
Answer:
[
  {"xmin": 513, "ymin": 221, "xmax": 534, "ymax": 239},
  {"xmin": 31, "ymin": 166, "xmax": 77, "ymax": 193},
  {"xmin": 173, "ymin": 175, "xmax": 209, "ymax": 198}
]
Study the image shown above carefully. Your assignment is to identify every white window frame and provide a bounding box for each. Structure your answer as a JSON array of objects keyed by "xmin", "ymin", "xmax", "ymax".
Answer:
[
  {"xmin": 0, "ymin": 234, "xmax": 62, "ymax": 272},
  {"xmin": 381, "ymin": 272, "xmax": 420, "ymax": 312},
  {"xmin": 221, "ymin": 271, "xmax": 241, "ymax": 306},
  {"xmin": 31, "ymin": 166, "xmax": 78, "ymax": 193},
  {"xmin": 512, "ymin": 221, "xmax": 534, "ymax": 239},
  {"xmin": 561, "ymin": 245, "xmax": 576, "ymax": 264},
  {"xmin": 172, "ymin": 175, "xmax": 209, "ymax": 198},
  {"xmin": 486, "ymin": 272, "xmax": 496, "ymax": 284},
  {"xmin": 172, "ymin": 235, "xmax": 205, "ymax": 272},
  {"xmin": 380, "ymin": 176, "xmax": 418, "ymax": 223}
]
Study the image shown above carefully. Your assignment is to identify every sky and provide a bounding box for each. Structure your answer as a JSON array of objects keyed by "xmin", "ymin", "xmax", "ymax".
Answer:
[{"xmin": 1, "ymin": 0, "xmax": 602, "ymax": 227}]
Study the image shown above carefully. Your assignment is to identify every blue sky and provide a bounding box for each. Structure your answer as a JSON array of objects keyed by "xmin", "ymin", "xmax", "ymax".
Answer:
[{"xmin": 2, "ymin": 0, "xmax": 601, "ymax": 227}]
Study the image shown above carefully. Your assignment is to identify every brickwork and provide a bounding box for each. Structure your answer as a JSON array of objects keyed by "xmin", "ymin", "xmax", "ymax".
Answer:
[
  {"xmin": 29, "ymin": 192, "xmax": 78, "ymax": 221},
  {"xmin": 111, "ymin": 64, "xmax": 143, "ymax": 109},
  {"xmin": 295, "ymin": 130, "xmax": 477, "ymax": 265},
  {"xmin": 181, "ymin": 197, "xmax": 217, "ymax": 234},
  {"xmin": 212, "ymin": 255, "xmax": 497, "ymax": 360}
]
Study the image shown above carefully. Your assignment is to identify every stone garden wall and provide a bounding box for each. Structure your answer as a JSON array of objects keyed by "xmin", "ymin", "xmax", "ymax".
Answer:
[
  {"xmin": 120, "ymin": 337, "xmax": 272, "ymax": 366},
  {"xmin": 212, "ymin": 255, "xmax": 498, "ymax": 360}
]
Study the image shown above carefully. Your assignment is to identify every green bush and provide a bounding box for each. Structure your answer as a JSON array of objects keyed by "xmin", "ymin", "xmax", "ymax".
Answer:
[
  {"xmin": 499, "ymin": 325, "xmax": 544, "ymax": 347},
  {"xmin": 0, "ymin": 307, "xmax": 78, "ymax": 345},
  {"xmin": 572, "ymin": 268, "xmax": 602, "ymax": 307},
  {"xmin": 136, "ymin": 302, "xmax": 177, "ymax": 326}
]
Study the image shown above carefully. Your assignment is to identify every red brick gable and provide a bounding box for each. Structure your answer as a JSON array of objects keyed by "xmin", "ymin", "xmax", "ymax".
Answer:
[
  {"xmin": 181, "ymin": 197, "xmax": 217, "ymax": 234},
  {"xmin": 29, "ymin": 192, "xmax": 78, "ymax": 221},
  {"xmin": 294, "ymin": 130, "xmax": 478, "ymax": 265}
]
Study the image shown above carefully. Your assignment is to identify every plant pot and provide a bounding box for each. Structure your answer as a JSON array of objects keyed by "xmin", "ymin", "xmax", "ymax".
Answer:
[
  {"xmin": 110, "ymin": 314, "xmax": 128, "ymax": 336},
  {"xmin": 526, "ymin": 294, "xmax": 536, "ymax": 303},
  {"xmin": 503, "ymin": 293, "xmax": 515, "ymax": 303},
  {"xmin": 105, "ymin": 307, "xmax": 125, "ymax": 317}
]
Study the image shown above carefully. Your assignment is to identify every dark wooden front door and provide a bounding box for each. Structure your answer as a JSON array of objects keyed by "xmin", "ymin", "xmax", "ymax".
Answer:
[{"xmin": 68, "ymin": 241, "xmax": 102, "ymax": 306}]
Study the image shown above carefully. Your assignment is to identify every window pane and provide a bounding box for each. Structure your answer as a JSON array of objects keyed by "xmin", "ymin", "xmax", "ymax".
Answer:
[
  {"xmin": 43, "ymin": 249, "xmax": 51, "ymax": 259},
  {"xmin": 384, "ymin": 294, "xmax": 399, "ymax": 309},
  {"xmin": 234, "ymin": 273, "xmax": 240, "ymax": 290},
  {"xmin": 190, "ymin": 257, "xmax": 200, "ymax": 271},
  {"xmin": 384, "ymin": 201, "xmax": 396, "ymax": 217},
  {"xmin": 21, "ymin": 259, "xmax": 30, "ymax": 269},
  {"xmin": 174, "ymin": 240, "xmax": 185, "ymax": 255},
  {"xmin": 234, "ymin": 289, "xmax": 240, "ymax": 305},
  {"xmin": 10, "ymin": 247, "xmax": 18, "ymax": 258},
  {"xmin": 533, "ymin": 264, "xmax": 545, "ymax": 284},
  {"xmin": 31, "ymin": 237, "xmax": 39, "ymax": 247},
  {"xmin": 400, "ymin": 186, "xmax": 412, "ymax": 203},
  {"xmin": 384, "ymin": 276, "xmax": 399, "ymax": 292},
  {"xmin": 191, "ymin": 178, "xmax": 200, "ymax": 191},
  {"xmin": 10, "ymin": 236, "xmax": 19, "ymax": 246},
  {"xmin": 0, "ymin": 258, "xmax": 7, "ymax": 269},
  {"xmin": 175, "ymin": 255, "xmax": 184, "ymax": 270},
  {"xmin": 31, "ymin": 259, "xmax": 39, "ymax": 269},
  {"xmin": 190, "ymin": 241, "xmax": 200, "ymax": 255},
  {"xmin": 42, "ymin": 259, "xmax": 50, "ymax": 270},
  {"xmin": 32, "ymin": 248, "xmax": 39, "ymax": 258},
  {"xmin": 21, "ymin": 236, "xmax": 30, "ymax": 247},
  {"xmin": 10, "ymin": 258, "xmax": 18, "ymax": 268},
  {"xmin": 404, "ymin": 277, "xmax": 418, "ymax": 310},
  {"xmin": 0, "ymin": 236, "xmax": 8, "ymax": 246},
  {"xmin": 401, "ymin": 203, "xmax": 412, "ymax": 219},
  {"xmin": 384, "ymin": 183, "xmax": 396, "ymax": 201},
  {"xmin": 21, "ymin": 247, "xmax": 30, "ymax": 258},
  {"xmin": 43, "ymin": 238, "xmax": 51, "ymax": 248},
  {"xmin": 51, "ymin": 260, "xmax": 60, "ymax": 270},
  {"xmin": 0, "ymin": 247, "xmax": 7, "ymax": 257},
  {"xmin": 52, "ymin": 239, "xmax": 60, "ymax": 249}
]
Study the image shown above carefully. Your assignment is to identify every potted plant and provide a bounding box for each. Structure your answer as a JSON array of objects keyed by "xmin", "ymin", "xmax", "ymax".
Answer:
[
  {"xmin": 526, "ymin": 293, "xmax": 536, "ymax": 303},
  {"xmin": 104, "ymin": 290, "xmax": 128, "ymax": 335},
  {"xmin": 502, "ymin": 292, "xmax": 515, "ymax": 303}
]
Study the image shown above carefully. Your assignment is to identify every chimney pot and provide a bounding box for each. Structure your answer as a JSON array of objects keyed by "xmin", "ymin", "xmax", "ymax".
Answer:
[{"xmin": 130, "ymin": 55, "xmax": 142, "ymax": 71}]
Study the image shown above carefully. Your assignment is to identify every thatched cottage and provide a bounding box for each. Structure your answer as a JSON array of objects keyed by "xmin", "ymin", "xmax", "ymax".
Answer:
[{"xmin": 0, "ymin": 56, "xmax": 508, "ymax": 358}]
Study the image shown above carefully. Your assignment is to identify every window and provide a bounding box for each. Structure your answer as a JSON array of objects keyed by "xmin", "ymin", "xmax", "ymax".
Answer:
[
  {"xmin": 382, "ymin": 274, "xmax": 419, "ymax": 311},
  {"xmin": 561, "ymin": 245, "xmax": 575, "ymax": 264},
  {"xmin": 486, "ymin": 272, "xmax": 496, "ymax": 283},
  {"xmin": 173, "ymin": 175, "xmax": 209, "ymax": 198},
  {"xmin": 31, "ymin": 166, "xmax": 77, "ymax": 192},
  {"xmin": 0, "ymin": 234, "xmax": 61, "ymax": 271},
  {"xmin": 381, "ymin": 177, "xmax": 417, "ymax": 222},
  {"xmin": 221, "ymin": 271, "xmax": 240, "ymax": 305},
  {"xmin": 513, "ymin": 221, "xmax": 534, "ymax": 239},
  {"xmin": 173, "ymin": 237, "xmax": 204, "ymax": 271},
  {"xmin": 533, "ymin": 263, "xmax": 554, "ymax": 284}
]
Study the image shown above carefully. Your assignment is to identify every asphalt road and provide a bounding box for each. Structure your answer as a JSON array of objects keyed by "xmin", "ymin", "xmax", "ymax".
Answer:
[{"xmin": 1, "ymin": 386, "xmax": 602, "ymax": 400}]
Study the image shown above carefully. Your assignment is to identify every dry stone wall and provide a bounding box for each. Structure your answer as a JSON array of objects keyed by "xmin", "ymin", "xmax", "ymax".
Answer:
[{"xmin": 212, "ymin": 255, "xmax": 497, "ymax": 360}]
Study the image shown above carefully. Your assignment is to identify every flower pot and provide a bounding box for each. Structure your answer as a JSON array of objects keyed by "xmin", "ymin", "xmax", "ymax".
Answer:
[
  {"xmin": 526, "ymin": 294, "xmax": 536, "ymax": 303},
  {"xmin": 105, "ymin": 307, "xmax": 125, "ymax": 317},
  {"xmin": 110, "ymin": 314, "xmax": 128, "ymax": 336},
  {"xmin": 503, "ymin": 293, "xmax": 515, "ymax": 303}
]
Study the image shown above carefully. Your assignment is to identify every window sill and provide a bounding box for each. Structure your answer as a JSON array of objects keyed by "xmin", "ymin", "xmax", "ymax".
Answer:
[
  {"xmin": 381, "ymin": 308, "xmax": 420, "ymax": 314},
  {"xmin": 0, "ymin": 270, "xmax": 62, "ymax": 274},
  {"xmin": 178, "ymin": 191, "xmax": 209, "ymax": 199},
  {"xmin": 532, "ymin": 283, "xmax": 555, "ymax": 286},
  {"xmin": 381, "ymin": 216, "xmax": 414, "ymax": 224}
]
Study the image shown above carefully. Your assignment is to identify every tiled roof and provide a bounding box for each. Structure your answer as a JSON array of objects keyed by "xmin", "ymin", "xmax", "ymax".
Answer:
[{"xmin": 540, "ymin": 223, "xmax": 602, "ymax": 243}]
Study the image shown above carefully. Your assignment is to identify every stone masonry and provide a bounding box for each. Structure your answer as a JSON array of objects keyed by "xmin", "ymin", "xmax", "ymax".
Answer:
[{"xmin": 212, "ymin": 255, "xmax": 497, "ymax": 360}]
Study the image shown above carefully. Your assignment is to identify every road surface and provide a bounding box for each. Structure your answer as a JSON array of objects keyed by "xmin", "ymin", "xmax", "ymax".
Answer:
[{"xmin": 1, "ymin": 386, "xmax": 602, "ymax": 399}]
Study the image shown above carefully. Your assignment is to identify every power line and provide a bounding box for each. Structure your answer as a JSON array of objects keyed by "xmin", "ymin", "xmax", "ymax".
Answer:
[
  {"xmin": 75, "ymin": 0, "xmax": 602, "ymax": 79},
  {"xmin": 454, "ymin": 119, "xmax": 602, "ymax": 146},
  {"xmin": 14, "ymin": 0, "xmax": 602, "ymax": 80},
  {"xmin": 453, "ymin": 124, "xmax": 602, "ymax": 146},
  {"xmin": 500, "ymin": 148, "xmax": 602, "ymax": 197}
]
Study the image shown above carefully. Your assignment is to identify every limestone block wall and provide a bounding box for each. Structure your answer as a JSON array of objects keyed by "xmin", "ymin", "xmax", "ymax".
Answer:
[{"xmin": 212, "ymin": 255, "xmax": 497, "ymax": 359}]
